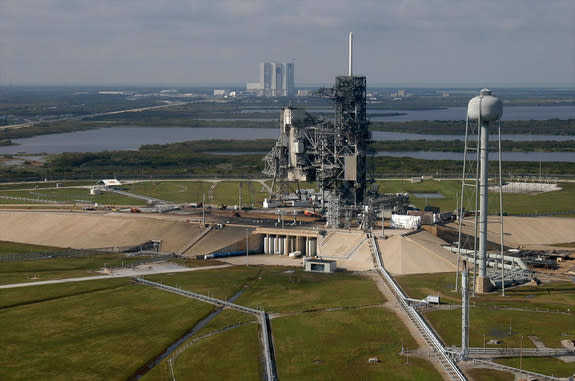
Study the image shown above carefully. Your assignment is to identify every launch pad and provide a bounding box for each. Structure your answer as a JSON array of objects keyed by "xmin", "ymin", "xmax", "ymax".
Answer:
[{"xmin": 263, "ymin": 33, "xmax": 407, "ymax": 229}]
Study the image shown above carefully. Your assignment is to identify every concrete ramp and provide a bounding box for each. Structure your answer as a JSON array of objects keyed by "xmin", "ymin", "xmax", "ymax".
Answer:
[
  {"xmin": 317, "ymin": 231, "xmax": 374, "ymax": 271},
  {"xmin": 0, "ymin": 212, "xmax": 203, "ymax": 253},
  {"xmin": 183, "ymin": 226, "xmax": 257, "ymax": 256},
  {"xmin": 377, "ymin": 231, "xmax": 456, "ymax": 275},
  {"xmin": 448, "ymin": 216, "xmax": 575, "ymax": 250}
]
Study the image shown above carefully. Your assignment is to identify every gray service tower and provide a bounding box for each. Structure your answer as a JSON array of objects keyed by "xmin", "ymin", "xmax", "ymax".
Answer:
[{"xmin": 263, "ymin": 32, "xmax": 370, "ymax": 206}]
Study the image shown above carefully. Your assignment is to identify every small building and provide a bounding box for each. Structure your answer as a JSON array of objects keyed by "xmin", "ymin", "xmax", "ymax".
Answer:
[
  {"xmin": 304, "ymin": 258, "xmax": 336, "ymax": 273},
  {"xmin": 97, "ymin": 179, "xmax": 122, "ymax": 189}
]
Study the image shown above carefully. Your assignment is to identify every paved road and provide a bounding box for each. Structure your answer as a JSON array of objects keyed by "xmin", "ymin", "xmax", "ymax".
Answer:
[
  {"xmin": 0, "ymin": 102, "xmax": 190, "ymax": 131},
  {"xmin": 0, "ymin": 263, "xmax": 230, "ymax": 289}
]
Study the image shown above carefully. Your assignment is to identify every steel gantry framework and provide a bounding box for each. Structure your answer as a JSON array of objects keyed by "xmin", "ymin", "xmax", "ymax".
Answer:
[{"xmin": 263, "ymin": 74, "xmax": 370, "ymax": 207}]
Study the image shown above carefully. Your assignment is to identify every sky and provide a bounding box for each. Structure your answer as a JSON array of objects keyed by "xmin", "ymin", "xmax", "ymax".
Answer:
[{"xmin": 1, "ymin": 0, "xmax": 574, "ymax": 87}]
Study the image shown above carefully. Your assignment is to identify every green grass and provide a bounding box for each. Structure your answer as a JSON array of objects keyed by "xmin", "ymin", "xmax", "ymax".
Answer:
[
  {"xmin": 124, "ymin": 181, "xmax": 212, "ymax": 204},
  {"xmin": 465, "ymin": 368, "xmax": 514, "ymax": 381},
  {"xmin": 124, "ymin": 180, "xmax": 269, "ymax": 206},
  {"xmin": 0, "ymin": 240, "xmax": 60, "ymax": 255},
  {"xmin": 0, "ymin": 254, "xmax": 156, "ymax": 285},
  {"xmin": 425, "ymin": 308, "xmax": 575, "ymax": 349},
  {"xmin": 0, "ymin": 187, "xmax": 143, "ymax": 205},
  {"xmin": 234, "ymin": 267, "xmax": 386, "ymax": 313},
  {"xmin": 395, "ymin": 272, "xmax": 458, "ymax": 303},
  {"xmin": 0, "ymin": 180, "xmax": 94, "ymax": 191},
  {"xmin": 396, "ymin": 271, "xmax": 575, "ymax": 375},
  {"xmin": 396, "ymin": 272, "xmax": 575, "ymax": 313},
  {"xmin": 0, "ymin": 279, "xmax": 215, "ymax": 380},
  {"xmin": 495, "ymin": 357, "xmax": 575, "ymax": 378},
  {"xmin": 212, "ymin": 180, "xmax": 269, "ymax": 206},
  {"xmin": 146, "ymin": 266, "xmax": 263, "ymax": 301},
  {"xmin": 142, "ymin": 323, "xmax": 262, "ymax": 381},
  {"xmin": 0, "ymin": 278, "xmax": 127, "ymax": 309},
  {"xmin": 148, "ymin": 266, "xmax": 386, "ymax": 314},
  {"xmin": 195, "ymin": 309, "xmax": 256, "ymax": 335},
  {"xmin": 376, "ymin": 179, "xmax": 575, "ymax": 215},
  {"xmin": 272, "ymin": 308, "xmax": 442, "ymax": 380}
]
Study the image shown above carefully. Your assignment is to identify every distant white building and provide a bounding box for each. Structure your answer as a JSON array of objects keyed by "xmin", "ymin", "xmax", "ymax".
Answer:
[{"xmin": 91, "ymin": 179, "xmax": 122, "ymax": 195}]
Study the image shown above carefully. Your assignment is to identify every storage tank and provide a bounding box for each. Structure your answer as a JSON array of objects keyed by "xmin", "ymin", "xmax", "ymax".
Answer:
[
  {"xmin": 263, "ymin": 237, "xmax": 269, "ymax": 254},
  {"xmin": 284, "ymin": 237, "xmax": 289, "ymax": 256},
  {"xmin": 467, "ymin": 89, "xmax": 503, "ymax": 121}
]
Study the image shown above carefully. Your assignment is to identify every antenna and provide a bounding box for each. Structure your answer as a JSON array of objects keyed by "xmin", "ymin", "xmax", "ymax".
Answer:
[{"xmin": 348, "ymin": 32, "xmax": 353, "ymax": 76}]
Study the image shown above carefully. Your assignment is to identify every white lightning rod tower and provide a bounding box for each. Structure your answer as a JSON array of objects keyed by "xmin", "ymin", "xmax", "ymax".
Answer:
[
  {"xmin": 348, "ymin": 32, "xmax": 353, "ymax": 76},
  {"xmin": 461, "ymin": 262, "xmax": 469, "ymax": 360}
]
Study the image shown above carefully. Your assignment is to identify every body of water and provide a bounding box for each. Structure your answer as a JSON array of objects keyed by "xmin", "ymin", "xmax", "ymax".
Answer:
[
  {"xmin": 375, "ymin": 151, "xmax": 575, "ymax": 162},
  {"xmin": 371, "ymin": 131, "xmax": 575, "ymax": 142},
  {"xmin": 1, "ymin": 127, "xmax": 574, "ymax": 161},
  {"xmin": 368, "ymin": 105, "xmax": 575, "ymax": 122},
  {"xmin": 242, "ymin": 105, "xmax": 575, "ymax": 121}
]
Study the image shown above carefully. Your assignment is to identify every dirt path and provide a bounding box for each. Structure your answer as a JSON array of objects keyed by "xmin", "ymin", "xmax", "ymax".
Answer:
[{"xmin": 367, "ymin": 272, "xmax": 458, "ymax": 380}]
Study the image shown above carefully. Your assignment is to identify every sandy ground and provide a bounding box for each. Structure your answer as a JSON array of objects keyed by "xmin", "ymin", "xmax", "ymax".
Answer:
[
  {"xmin": 318, "ymin": 231, "xmax": 375, "ymax": 271},
  {"xmin": 449, "ymin": 216, "xmax": 575, "ymax": 250},
  {"xmin": 219, "ymin": 254, "xmax": 303, "ymax": 267},
  {"xmin": 0, "ymin": 262, "xmax": 230, "ymax": 289},
  {"xmin": 0, "ymin": 211, "xmax": 204, "ymax": 253},
  {"xmin": 185, "ymin": 226, "xmax": 254, "ymax": 256},
  {"xmin": 377, "ymin": 230, "xmax": 457, "ymax": 275}
]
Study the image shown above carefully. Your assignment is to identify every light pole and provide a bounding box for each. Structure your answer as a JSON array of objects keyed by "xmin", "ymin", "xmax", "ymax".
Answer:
[
  {"xmin": 381, "ymin": 206, "xmax": 385, "ymax": 238},
  {"xmin": 246, "ymin": 229, "xmax": 249, "ymax": 267},
  {"xmin": 483, "ymin": 334, "xmax": 486, "ymax": 350},
  {"xmin": 202, "ymin": 193, "xmax": 206, "ymax": 227},
  {"xmin": 520, "ymin": 335, "xmax": 523, "ymax": 370}
]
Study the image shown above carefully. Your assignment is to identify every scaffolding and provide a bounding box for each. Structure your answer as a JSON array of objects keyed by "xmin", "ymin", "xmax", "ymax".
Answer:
[{"xmin": 262, "ymin": 75, "xmax": 370, "ymax": 207}]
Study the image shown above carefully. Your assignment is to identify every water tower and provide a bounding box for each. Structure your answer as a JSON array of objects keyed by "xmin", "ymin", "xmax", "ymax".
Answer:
[
  {"xmin": 470, "ymin": 89, "xmax": 503, "ymax": 293},
  {"xmin": 456, "ymin": 89, "xmax": 503, "ymax": 294}
]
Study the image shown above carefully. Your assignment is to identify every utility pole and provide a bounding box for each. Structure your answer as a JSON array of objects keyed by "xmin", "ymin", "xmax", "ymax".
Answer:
[
  {"xmin": 239, "ymin": 181, "xmax": 242, "ymax": 210},
  {"xmin": 520, "ymin": 335, "xmax": 524, "ymax": 370},
  {"xmin": 202, "ymin": 193, "xmax": 206, "ymax": 227},
  {"xmin": 246, "ymin": 229, "xmax": 249, "ymax": 267},
  {"xmin": 381, "ymin": 206, "xmax": 385, "ymax": 238}
]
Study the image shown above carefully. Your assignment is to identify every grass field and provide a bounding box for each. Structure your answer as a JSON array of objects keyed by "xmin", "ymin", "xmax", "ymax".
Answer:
[
  {"xmin": 496, "ymin": 357, "xmax": 575, "ymax": 378},
  {"xmin": 272, "ymin": 308, "xmax": 442, "ymax": 380},
  {"xmin": 0, "ymin": 187, "xmax": 143, "ymax": 205},
  {"xmin": 0, "ymin": 254, "xmax": 156, "ymax": 285},
  {"xmin": 396, "ymin": 272, "xmax": 575, "ymax": 312},
  {"xmin": 233, "ymin": 267, "xmax": 386, "ymax": 313},
  {"xmin": 0, "ymin": 279, "xmax": 216, "ymax": 380},
  {"xmin": 376, "ymin": 179, "xmax": 575, "ymax": 215},
  {"xmin": 148, "ymin": 266, "xmax": 385, "ymax": 313},
  {"xmin": 465, "ymin": 368, "xmax": 514, "ymax": 380},
  {"xmin": 142, "ymin": 323, "xmax": 261, "ymax": 381},
  {"xmin": 3, "ymin": 178, "xmax": 574, "ymax": 215},
  {"xmin": 395, "ymin": 271, "xmax": 575, "ymax": 375},
  {"xmin": 124, "ymin": 180, "xmax": 212, "ymax": 204},
  {"xmin": 0, "ymin": 240, "xmax": 60, "ymax": 255},
  {"xmin": 426, "ymin": 308, "xmax": 575, "ymax": 348},
  {"xmin": 210, "ymin": 180, "xmax": 269, "ymax": 206},
  {"xmin": 146, "ymin": 266, "xmax": 262, "ymax": 301},
  {"xmin": 0, "ymin": 180, "xmax": 95, "ymax": 191},
  {"xmin": 7, "ymin": 263, "xmax": 570, "ymax": 379}
]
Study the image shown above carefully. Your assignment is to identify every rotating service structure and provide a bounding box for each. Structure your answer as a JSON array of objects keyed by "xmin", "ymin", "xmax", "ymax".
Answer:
[{"xmin": 263, "ymin": 33, "xmax": 370, "ymax": 206}]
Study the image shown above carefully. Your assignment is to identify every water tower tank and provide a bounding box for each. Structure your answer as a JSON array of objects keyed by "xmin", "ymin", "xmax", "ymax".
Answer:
[{"xmin": 467, "ymin": 88, "xmax": 503, "ymax": 121}]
